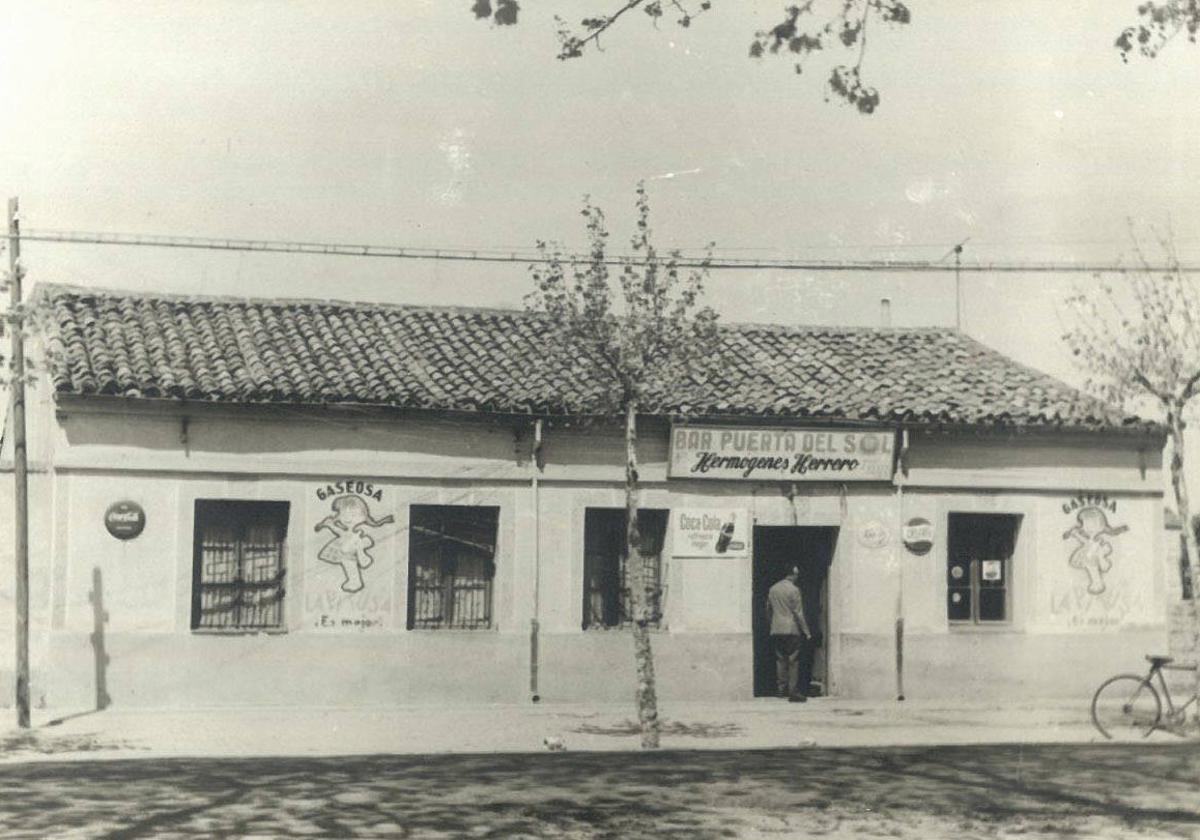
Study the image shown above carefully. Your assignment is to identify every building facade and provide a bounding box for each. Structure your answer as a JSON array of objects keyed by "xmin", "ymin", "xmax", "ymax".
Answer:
[{"xmin": 0, "ymin": 285, "xmax": 1171, "ymax": 710}]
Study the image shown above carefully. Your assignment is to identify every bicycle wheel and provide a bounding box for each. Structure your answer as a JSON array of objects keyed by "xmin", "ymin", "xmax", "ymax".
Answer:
[{"xmin": 1091, "ymin": 674, "xmax": 1161, "ymax": 739}]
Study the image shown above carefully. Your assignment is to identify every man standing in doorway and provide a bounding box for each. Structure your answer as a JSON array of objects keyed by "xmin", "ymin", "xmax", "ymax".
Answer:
[{"xmin": 767, "ymin": 566, "xmax": 813, "ymax": 702}]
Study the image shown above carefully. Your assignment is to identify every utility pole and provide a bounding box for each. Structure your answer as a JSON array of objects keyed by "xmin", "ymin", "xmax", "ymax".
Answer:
[
  {"xmin": 954, "ymin": 242, "xmax": 963, "ymax": 331},
  {"xmin": 7, "ymin": 197, "xmax": 30, "ymax": 728},
  {"xmin": 938, "ymin": 238, "xmax": 969, "ymax": 331}
]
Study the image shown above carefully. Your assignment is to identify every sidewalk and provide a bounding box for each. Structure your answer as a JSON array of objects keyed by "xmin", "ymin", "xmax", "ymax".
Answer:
[{"xmin": 0, "ymin": 697, "xmax": 1131, "ymax": 762}]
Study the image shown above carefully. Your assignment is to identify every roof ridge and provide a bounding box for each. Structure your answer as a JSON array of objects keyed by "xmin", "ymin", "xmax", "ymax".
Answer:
[
  {"xmin": 36, "ymin": 282, "xmax": 958, "ymax": 335},
  {"xmin": 35, "ymin": 281, "xmax": 532, "ymax": 320}
]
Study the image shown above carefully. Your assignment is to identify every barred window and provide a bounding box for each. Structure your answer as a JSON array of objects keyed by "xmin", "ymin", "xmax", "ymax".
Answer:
[
  {"xmin": 191, "ymin": 500, "xmax": 289, "ymax": 631},
  {"xmin": 407, "ymin": 505, "xmax": 499, "ymax": 630},
  {"xmin": 947, "ymin": 513, "xmax": 1020, "ymax": 624},
  {"xmin": 583, "ymin": 508, "xmax": 668, "ymax": 630}
]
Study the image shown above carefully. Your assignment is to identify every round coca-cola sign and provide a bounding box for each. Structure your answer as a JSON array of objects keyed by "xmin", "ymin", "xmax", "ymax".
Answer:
[{"xmin": 105, "ymin": 501, "xmax": 146, "ymax": 540}]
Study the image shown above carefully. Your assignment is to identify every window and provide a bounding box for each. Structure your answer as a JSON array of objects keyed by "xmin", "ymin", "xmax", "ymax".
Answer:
[
  {"xmin": 407, "ymin": 505, "xmax": 499, "ymax": 630},
  {"xmin": 191, "ymin": 500, "xmax": 289, "ymax": 631},
  {"xmin": 947, "ymin": 513, "xmax": 1020, "ymax": 624},
  {"xmin": 583, "ymin": 508, "xmax": 668, "ymax": 629}
]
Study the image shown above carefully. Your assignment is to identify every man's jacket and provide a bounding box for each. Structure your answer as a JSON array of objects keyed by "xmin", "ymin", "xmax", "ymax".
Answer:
[{"xmin": 767, "ymin": 578, "xmax": 808, "ymax": 637}]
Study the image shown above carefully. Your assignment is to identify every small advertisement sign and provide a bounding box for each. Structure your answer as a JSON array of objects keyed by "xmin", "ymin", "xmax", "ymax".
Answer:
[
  {"xmin": 859, "ymin": 520, "xmax": 889, "ymax": 549},
  {"xmin": 669, "ymin": 425, "xmax": 894, "ymax": 482},
  {"xmin": 902, "ymin": 517, "xmax": 934, "ymax": 555},
  {"xmin": 104, "ymin": 501, "xmax": 146, "ymax": 541},
  {"xmin": 672, "ymin": 509, "xmax": 749, "ymax": 558},
  {"xmin": 981, "ymin": 559, "xmax": 1003, "ymax": 582},
  {"xmin": 306, "ymin": 479, "xmax": 396, "ymax": 632}
]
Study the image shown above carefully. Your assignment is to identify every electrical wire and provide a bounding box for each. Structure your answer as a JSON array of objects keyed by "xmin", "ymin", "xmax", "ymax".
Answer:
[{"xmin": 14, "ymin": 228, "xmax": 1200, "ymax": 274}]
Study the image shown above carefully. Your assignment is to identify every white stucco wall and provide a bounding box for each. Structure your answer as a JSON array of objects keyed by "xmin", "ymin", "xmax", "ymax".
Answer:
[{"xmin": 0, "ymin": 394, "xmax": 1170, "ymax": 709}]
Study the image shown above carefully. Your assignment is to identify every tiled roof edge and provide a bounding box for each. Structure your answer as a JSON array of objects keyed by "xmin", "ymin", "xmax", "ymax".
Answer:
[
  {"xmin": 951, "ymin": 331, "xmax": 1106, "ymax": 396},
  {"xmin": 50, "ymin": 391, "xmax": 1164, "ymax": 436}
]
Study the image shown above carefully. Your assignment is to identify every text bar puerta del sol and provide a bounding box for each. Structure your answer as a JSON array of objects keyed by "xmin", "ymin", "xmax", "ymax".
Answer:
[{"xmin": 668, "ymin": 425, "xmax": 896, "ymax": 481}]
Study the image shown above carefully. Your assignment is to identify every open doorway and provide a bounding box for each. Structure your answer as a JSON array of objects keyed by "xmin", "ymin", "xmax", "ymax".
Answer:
[{"xmin": 752, "ymin": 526, "xmax": 837, "ymax": 698}]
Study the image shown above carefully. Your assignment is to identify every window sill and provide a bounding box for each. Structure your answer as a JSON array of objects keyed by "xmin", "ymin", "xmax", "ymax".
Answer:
[
  {"xmin": 405, "ymin": 627, "xmax": 497, "ymax": 634},
  {"xmin": 583, "ymin": 625, "xmax": 667, "ymax": 633},
  {"xmin": 947, "ymin": 621, "xmax": 1016, "ymax": 632},
  {"xmin": 191, "ymin": 628, "xmax": 288, "ymax": 636}
]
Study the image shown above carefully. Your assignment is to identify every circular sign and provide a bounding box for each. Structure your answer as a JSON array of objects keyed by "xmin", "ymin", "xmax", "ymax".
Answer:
[
  {"xmin": 105, "ymin": 501, "xmax": 146, "ymax": 540},
  {"xmin": 859, "ymin": 520, "xmax": 889, "ymax": 549},
  {"xmin": 902, "ymin": 517, "xmax": 934, "ymax": 555}
]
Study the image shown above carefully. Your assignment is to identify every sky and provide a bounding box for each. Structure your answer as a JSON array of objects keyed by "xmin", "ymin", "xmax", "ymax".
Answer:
[{"xmin": 1, "ymin": 0, "xmax": 1198, "ymax": 391}]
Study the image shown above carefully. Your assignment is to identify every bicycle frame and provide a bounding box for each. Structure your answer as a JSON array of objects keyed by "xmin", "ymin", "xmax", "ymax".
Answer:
[
  {"xmin": 1153, "ymin": 663, "xmax": 1198, "ymax": 727},
  {"xmin": 1091, "ymin": 656, "xmax": 1199, "ymax": 740}
]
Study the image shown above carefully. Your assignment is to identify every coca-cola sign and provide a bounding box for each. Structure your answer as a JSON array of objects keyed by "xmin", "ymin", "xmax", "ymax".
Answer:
[
  {"xmin": 671, "ymin": 508, "xmax": 749, "ymax": 558},
  {"xmin": 105, "ymin": 501, "xmax": 146, "ymax": 540}
]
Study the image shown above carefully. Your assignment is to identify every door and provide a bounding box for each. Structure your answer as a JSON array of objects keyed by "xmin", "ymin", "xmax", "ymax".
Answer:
[{"xmin": 752, "ymin": 526, "xmax": 837, "ymax": 697}]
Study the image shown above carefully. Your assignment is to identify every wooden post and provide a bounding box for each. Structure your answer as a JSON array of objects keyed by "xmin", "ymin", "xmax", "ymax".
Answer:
[
  {"xmin": 894, "ymin": 429, "xmax": 907, "ymax": 702},
  {"xmin": 7, "ymin": 197, "xmax": 30, "ymax": 728}
]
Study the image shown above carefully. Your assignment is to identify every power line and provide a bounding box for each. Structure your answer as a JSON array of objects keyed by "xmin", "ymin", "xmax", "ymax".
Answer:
[{"xmin": 17, "ymin": 228, "xmax": 1200, "ymax": 274}]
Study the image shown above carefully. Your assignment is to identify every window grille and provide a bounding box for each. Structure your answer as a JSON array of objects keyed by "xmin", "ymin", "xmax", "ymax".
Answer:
[
  {"xmin": 947, "ymin": 513, "xmax": 1020, "ymax": 624},
  {"xmin": 191, "ymin": 500, "xmax": 289, "ymax": 630},
  {"xmin": 407, "ymin": 505, "xmax": 499, "ymax": 630},
  {"xmin": 583, "ymin": 508, "xmax": 668, "ymax": 629}
]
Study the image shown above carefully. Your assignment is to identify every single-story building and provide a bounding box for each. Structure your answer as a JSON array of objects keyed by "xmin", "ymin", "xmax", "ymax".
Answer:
[{"xmin": 0, "ymin": 283, "xmax": 1171, "ymax": 710}]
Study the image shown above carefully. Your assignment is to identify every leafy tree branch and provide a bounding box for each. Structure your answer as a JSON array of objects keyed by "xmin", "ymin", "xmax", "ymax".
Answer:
[
  {"xmin": 472, "ymin": 0, "xmax": 908, "ymax": 113},
  {"xmin": 472, "ymin": 2, "xmax": 1196, "ymax": 112},
  {"xmin": 1116, "ymin": 0, "xmax": 1200, "ymax": 61}
]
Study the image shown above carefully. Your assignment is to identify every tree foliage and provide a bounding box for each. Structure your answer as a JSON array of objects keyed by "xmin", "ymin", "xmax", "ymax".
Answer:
[
  {"xmin": 525, "ymin": 185, "xmax": 724, "ymax": 748},
  {"xmin": 0, "ymin": 254, "xmax": 44, "ymax": 390},
  {"xmin": 473, "ymin": 0, "xmax": 911, "ymax": 114},
  {"xmin": 473, "ymin": 2, "xmax": 1198, "ymax": 113},
  {"xmin": 1062, "ymin": 233, "xmax": 1200, "ymax": 720},
  {"xmin": 471, "ymin": 0, "xmax": 521, "ymax": 26},
  {"xmin": 746, "ymin": 0, "xmax": 910, "ymax": 114},
  {"xmin": 1116, "ymin": 0, "xmax": 1200, "ymax": 61},
  {"xmin": 525, "ymin": 183, "xmax": 722, "ymax": 411},
  {"xmin": 1062, "ymin": 240, "xmax": 1200, "ymax": 414}
]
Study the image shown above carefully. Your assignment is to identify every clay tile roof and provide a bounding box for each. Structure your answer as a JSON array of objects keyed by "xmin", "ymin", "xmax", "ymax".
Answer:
[{"xmin": 38, "ymin": 283, "xmax": 1154, "ymax": 433}]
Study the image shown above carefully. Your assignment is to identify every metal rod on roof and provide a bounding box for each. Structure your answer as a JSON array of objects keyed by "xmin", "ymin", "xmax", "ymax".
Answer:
[
  {"xmin": 7, "ymin": 197, "xmax": 31, "ymax": 728},
  {"xmin": 15, "ymin": 229, "xmax": 1200, "ymax": 274},
  {"xmin": 955, "ymin": 243, "xmax": 963, "ymax": 331}
]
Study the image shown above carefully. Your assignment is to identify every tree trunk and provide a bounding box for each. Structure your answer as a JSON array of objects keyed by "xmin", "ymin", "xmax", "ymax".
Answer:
[
  {"xmin": 624, "ymin": 401, "xmax": 660, "ymax": 749},
  {"xmin": 1167, "ymin": 412, "xmax": 1200, "ymax": 724}
]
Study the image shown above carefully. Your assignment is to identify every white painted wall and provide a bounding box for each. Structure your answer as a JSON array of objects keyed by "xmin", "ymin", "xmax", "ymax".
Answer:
[{"xmin": 0, "ymin": 394, "xmax": 1171, "ymax": 707}]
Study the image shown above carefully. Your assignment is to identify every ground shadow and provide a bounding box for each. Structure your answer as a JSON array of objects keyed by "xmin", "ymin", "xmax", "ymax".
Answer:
[
  {"xmin": 571, "ymin": 719, "xmax": 744, "ymax": 738},
  {"xmin": 45, "ymin": 568, "xmax": 111, "ymax": 730},
  {"xmin": 0, "ymin": 743, "xmax": 1195, "ymax": 839}
]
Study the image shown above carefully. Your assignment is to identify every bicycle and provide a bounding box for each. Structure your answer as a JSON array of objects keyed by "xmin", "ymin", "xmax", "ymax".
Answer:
[{"xmin": 1090, "ymin": 654, "xmax": 1198, "ymax": 739}]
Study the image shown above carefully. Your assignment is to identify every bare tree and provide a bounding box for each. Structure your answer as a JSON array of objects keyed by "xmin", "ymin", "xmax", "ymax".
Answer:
[
  {"xmin": 525, "ymin": 184, "xmax": 723, "ymax": 748},
  {"xmin": 1062, "ymin": 232, "xmax": 1200, "ymax": 719}
]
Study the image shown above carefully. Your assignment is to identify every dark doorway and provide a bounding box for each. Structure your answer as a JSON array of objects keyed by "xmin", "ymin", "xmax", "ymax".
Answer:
[{"xmin": 752, "ymin": 526, "xmax": 837, "ymax": 698}]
